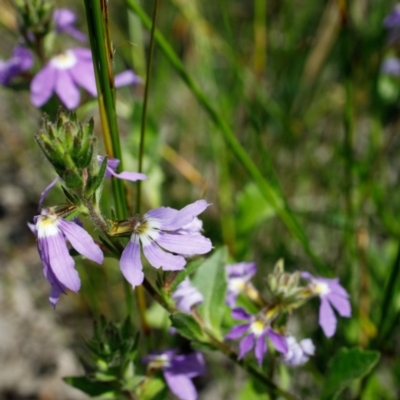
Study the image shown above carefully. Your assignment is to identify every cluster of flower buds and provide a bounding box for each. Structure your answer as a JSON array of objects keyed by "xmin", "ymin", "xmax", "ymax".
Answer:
[{"xmin": 0, "ymin": 6, "xmax": 140, "ymax": 109}]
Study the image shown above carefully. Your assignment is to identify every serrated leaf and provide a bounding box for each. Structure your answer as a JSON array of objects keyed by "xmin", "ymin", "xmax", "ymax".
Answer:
[
  {"xmin": 192, "ymin": 247, "xmax": 227, "ymax": 331},
  {"xmin": 321, "ymin": 348, "xmax": 380, "ymax": 400},
  {"xmin": 63, "ymin": 376, "xmax": 115, "ymax": 396},
  {"xmin": 170, "ymin": 312, "xmax": 204, "ymax": 341}
]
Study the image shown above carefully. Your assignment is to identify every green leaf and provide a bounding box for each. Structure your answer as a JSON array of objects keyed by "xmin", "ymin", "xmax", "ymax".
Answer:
[
  {"xmin": 237, "ymin": 182, "xmax": 278, "ymax": 234},
  {"xmin": 321, "ymin": 348, "xmax": 380, "ymax": 400},
  {"xmin": 170, "ymin": 312, "xmax": 205, "ymax": 341},
  {"xmin": 140, "ymin": 377, "xmax": 168, "ymax": 400},
  {"xmin": 239, "ymin": 376, "xmax": 271, "ymax": 400},
  {"xmin": 192, "ymin": 247, "xmax": 227, "ymax": 331},
  {"xmin": 63, "ymin": 376, "xmax": 115, "ymax": 396}
]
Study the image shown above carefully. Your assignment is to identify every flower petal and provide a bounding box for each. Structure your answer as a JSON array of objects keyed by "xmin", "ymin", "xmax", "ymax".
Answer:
[
  {"xmin": 232, "ymin": 307, "xmax": 251, "ymax": 321},
  {"xmin": 156, "ymin": 232, "xmax": 212, "ymax": 256},
  {"xmin": 58, "ymin": 219, "xmax": 103, "ymax": 264},
  {"xmin": 255, "ymin": 334, "xmax": 267, "ymax": 366},
  {"xmin": 120, "ymin": 237, "xmax": 144, "ymax": 287},
  {"xmin": 267, "ymin": 330, "xmax": 288, "ymax": 353},
  {"xmin": 115, "ymin": 70, "xmax": 141, "ymax": 87},
  {"xmin": 38, "ymin": 176, "xmax": 61, "ymax": 210},
  {"xmin": 106, "ymin": 166, "xmax": 148, "ymax": 182},
  {"xmin": 319, "ymin": 297, "xmax": 337, "ymax": 337},
  {"xmin": 42, "ymin": 259, "xmax": 66, "ymax": 307},
  {"xmin": 239, "ymin": 333, "xmax": 254, "ymax": 359},
  {"xmin": 55, "ymin": 69, "xmax": 80, "ymax": 109},
  {"xmin": 38, "ymin": 233, "xmax": 80, "ymax": 292},
  {"xmin": 158, "ymin": 200, "xmax": 209, "ymax": 231},
  {"xmin": 163, "ymin": 371, "xmax": 197, "ymax": 400},
  {"xmin": 327, "ymin": 292, "xmax": 351, "ymax": 317},
  {"xmin": 142, "ymin": 241, "xmax": 185, "ymax": 270},
  {"xmin": 31, "ymin": 64, "xmax": 56, "ymax": 107},
  {"xmin": 225, "ymin": 323, "xmax": 250, "ymax": 340},
  {"xmin": 145, "ymin": 206, "xmax": 179, "ymax": 221},
  {"xmin": 70, "ymin": 59, "xmax": 97, "ymax": 96},
  {"xmin": 169, "ymin": 352, "xmax": 206, "ymax": 378}
]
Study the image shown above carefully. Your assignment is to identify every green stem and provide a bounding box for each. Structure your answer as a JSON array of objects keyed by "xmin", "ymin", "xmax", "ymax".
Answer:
[
  {"xmin": 136, "ymin": 0, "xmax": 159, "ymax": 214},
  {"xmin": 126, "ymin": 0, "xmax": 330, "ymax": 276},
  {"xmin": 83, "ymin": 0, "xmax": 127, "ymax": 219}
]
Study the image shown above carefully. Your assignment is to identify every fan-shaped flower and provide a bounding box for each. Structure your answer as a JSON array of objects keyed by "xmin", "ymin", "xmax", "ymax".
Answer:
[
  {"xmin": 0, "ymin": 46, "xmax": 33, "ymax": 85},
  {"xmin": 282, "ymin": 335, "xmax": 315, "ymax": 367},
  {"xmin": 225, "ymin": 308, "xmax": 287, "ymax": 366},
  {"xmin": 118, "ymin": 200, "xmax": 212, "ymax": 288},
  {"xmin": 172, "ymin": 278, "xmax": 204, "ymax": 313},
  {"xmin": 302, "ymin": 272, "xmax": 351, "ymax": 337},
  {"xmin": 33, "ymin": 207, "xmax": 103, "ymax": 306},
  {"xmin": 144, "ymin": 350, "xmax": 205, "ymax": 400},
  {"xmin": 30, "ymin": 48, "xmax": 140, "ymax": 109},
  {"xmin": 225, "ymin": 262, "xmax": 257, "ymax": 307}
]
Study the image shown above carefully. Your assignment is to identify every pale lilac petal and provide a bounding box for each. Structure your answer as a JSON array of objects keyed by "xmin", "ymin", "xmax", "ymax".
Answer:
[
  {"xmin": 31, "ymin": 64, "xmax": 57, "ymax": 107},
  {"xmin": 38, "ymin": 233, "xmax": 80, "ymax": 292},
  {"xmin": 120, "ymin": 238, "xmax": 144, "ymax": 287},
  {"xmin": 38, "ymin": 177, "xmax": 61, "ymax": 210},
  {"xmin": 71, "ymin": 48, "xmax": 93, "ymax": 60},
  {"xmin": 255, "ymin": 334, "xmax": 267, "ymax": 365},
  {"xmin": 172, "ymin": 279, "xmax": 204, "ymax": 313},
  {"xmin": 326, "ymin": 279, "xmax": 350, "ymax": 299},
  {"xmin": 225, "ymin": 324, "xmax": 250, "ymax": 340},
  {"xmin": 115, "ymin": 70, "xmax": 141, "ymax": 87},
  {"xmin": 146, "ymin": 206, "xmax": 179, "ymax": 221},
  {"xmin": 300, "ymin": 339, "xmax": 315, "ymax": 356},
  {"xmin": 267, "ymin": 330, "xmax": 288, "ymax": 353},
  {"xmin": 239, "ymin": 333, "xmax": 254, "ymax": 359},
  {"xmin": 319, "ymin": 297, "xmax": 337, "ymax": 337},
  {"xmin": 70, "ymin": 59, "xmax": 97, "ymax": 96},
  {"xmin": 232, "ymin": 307, "xmax": 251, "ymax": 321},
  {"xmin": 169, "ymin": 352, "xmax": 205, "ymax": 378},
  {"xmin": 327, "ymin": 292, "xmax": 351, "ymax": 317},
  {"xmin": 58, "ymin": 219, "xmax": 103, "ymax": 264},
  {"xmin": 164, "ymin": 371, "xmax": 197, "ymax": 400},
  {"xmin": 42, "ymin": 260, "xmax": 66, "ymax": 307},
  {"xmin": 156, "ymin": 232, "xmax": 212, "ymax": 255},
  {"xmin": 226, "ymin": 262, "xmax": 257, "ymax": 279},
  {"xmin": 158, "ymin": 200, "xmax": 209, "ymax": 231},
  {"xmin": 382, "ymin": 57, "xmax": 400, "ymax": 76},
  {"xmin": 53, "ymin": 9, "xmax": 76, "ymax": 28},
  {"xmin": 54, "ymin": 69, "xmax": 80, "ymax": 109},
  {"xmin": 142, "ymin": 241, "xmax": 186, "ymax": 270},
  {"xmin": 106, "ymin": 167, "xmax": 147, "ymax": 182}
]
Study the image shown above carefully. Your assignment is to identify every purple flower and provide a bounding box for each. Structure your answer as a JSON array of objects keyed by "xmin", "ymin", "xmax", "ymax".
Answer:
[
  {"xmin": 30, "ymin": 48, "xmax": 141, "ymax": 109},
  {"xmin": 226, "ymin": 262, "xmax": 257, "ymax": 307},
  {"xmin": 282, "ymin": 335, "xmax": 315, "ymax": 367},
  {"xmin": 383, "ymin": 5, "xmax": 400, "ymax": 42},
  {"xmin": 144, "ymin": 350, "xmax": 205, "ymax": 400},
  {"xmin": 225, "ymin": 308, "xmax": 288, "ymax": 366},
  {"xmin": 53, "ymin": 8, "xmax": 87, "ymax": 42},
  {"xmin": 0, "ymin": 46, "xmax": 33, "ymax": 85},
  {"xmin": 302, "ymin": 272, "xmax": 351, "ymax": 337},
  {"xmin": 38, "ymin": 156, "xmax": 147, "ymax": 209},
  {"xmin": 381, "ymin": 57, "xmax": 400, "ymax": 76},
  {"xmin": 120, "ymin": 200, "xmax": 212, "ymax": 288},
  {"xmin": 34, "ymin": 207, "xmax": 103, "ymax": 306},
  {"xmin": 172, "ymin": 278, "xmax": 204, "ymax": 313}
]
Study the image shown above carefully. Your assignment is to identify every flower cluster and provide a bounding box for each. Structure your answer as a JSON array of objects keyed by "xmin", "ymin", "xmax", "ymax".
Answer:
[
  {"xmin": 224, "ymin": 260, "xmax": 351, "ymax": 366},
  {"xmin": 0, "ymin": 8, "xmax": 140, "ymax": 109}
]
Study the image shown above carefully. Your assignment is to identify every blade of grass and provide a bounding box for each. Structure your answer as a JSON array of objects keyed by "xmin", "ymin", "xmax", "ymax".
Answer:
[{"xmin": 126, "ymin": 0, "xmax": 330, "ymax": 276}]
